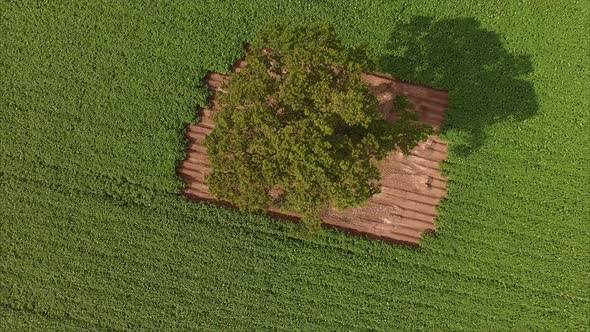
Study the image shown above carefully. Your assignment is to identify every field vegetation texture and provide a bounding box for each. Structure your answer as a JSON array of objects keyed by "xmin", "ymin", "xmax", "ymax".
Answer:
[{"xmin": 1, "ymin": 1, "xmax": 588, "ymax": 330}]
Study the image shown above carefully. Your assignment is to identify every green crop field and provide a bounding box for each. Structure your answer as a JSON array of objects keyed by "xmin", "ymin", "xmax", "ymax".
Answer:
[{"xmin": 1, "ymin": 0, "xmax": 588, "ymax": 330}]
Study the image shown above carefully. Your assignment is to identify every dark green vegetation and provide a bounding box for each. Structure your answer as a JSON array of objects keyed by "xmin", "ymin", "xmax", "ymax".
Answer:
[
  {"xmin": 206, "ymin": 24, "xmax": 430, "ymax": 230},
  {"xmin": 1, "ymin": 1, "xmax": 588, "ymax": 330}
]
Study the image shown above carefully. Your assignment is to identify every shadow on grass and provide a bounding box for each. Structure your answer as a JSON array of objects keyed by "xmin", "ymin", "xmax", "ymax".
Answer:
[{"xmin": 380, "ymin": 16, "xmax": 538, "ymax": 155}]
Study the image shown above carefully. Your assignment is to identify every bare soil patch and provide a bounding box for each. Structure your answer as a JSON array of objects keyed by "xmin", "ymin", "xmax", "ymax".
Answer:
[{"xmin": 178, "ymin": 59, "xmax": 449, "ymax": 246}]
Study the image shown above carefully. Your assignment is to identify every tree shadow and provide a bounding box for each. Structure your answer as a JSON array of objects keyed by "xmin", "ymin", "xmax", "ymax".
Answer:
[{"xmin": 380, "ymin": 16, "xmax": 538, "ymax": 155}]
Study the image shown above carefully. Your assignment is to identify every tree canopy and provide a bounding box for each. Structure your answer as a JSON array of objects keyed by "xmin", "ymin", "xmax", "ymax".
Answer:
[{"xmin": 204, "ymin": 24, "xmax": 431, "ymax": 230}]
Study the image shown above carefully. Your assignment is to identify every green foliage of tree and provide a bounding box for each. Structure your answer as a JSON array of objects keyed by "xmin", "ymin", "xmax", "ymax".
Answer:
[{"xmin": 205, "ymin": 24, "xmax": 431, "ymax": 230}]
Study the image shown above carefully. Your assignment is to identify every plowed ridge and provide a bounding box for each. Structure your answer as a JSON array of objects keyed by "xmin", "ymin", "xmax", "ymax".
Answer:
[{"xmin": 178, "ymin": 60, "xmax": 449, "ymax": 246}]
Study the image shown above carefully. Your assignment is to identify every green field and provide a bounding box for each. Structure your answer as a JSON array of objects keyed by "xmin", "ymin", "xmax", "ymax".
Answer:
[{"xmin": 1, "ymin": 1, "xmax": 589, "ymax": 330}]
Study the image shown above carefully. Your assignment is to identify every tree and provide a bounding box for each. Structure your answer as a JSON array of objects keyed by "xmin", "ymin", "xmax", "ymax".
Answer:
[{"xmin": 204, "ymin": 24, "xmax": 431, "ymax": 231}]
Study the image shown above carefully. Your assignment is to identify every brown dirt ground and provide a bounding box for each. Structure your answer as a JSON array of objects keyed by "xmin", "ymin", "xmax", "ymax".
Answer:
[{"xmin": 178, "ymin": 57, "xmax": 448, "ymax": 246}]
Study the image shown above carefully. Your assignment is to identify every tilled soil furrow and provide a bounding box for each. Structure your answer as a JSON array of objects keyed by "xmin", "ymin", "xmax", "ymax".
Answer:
[
  {"xmin": 185, "ymin": 131, "xmax": 207, "ymax": 143},
  {"xmin": 379, "ymin": 186, "xmax": 441, "ymax": 206},
  {"xmin": 405, "ymin": 154, "xmax": 442, "ymax": 171},
  {"xmin": 393, "ymin": 81, "xmax": 448, "ymax": 104},
  {"xmin": 199, "ymin": 108, "xmax": 215, "ymax": 119},
  {"xmin": 390, "ymin": 157, "xmax": 445, "ymax": 179},
  {"xmin": 187, "ymin": 124, "xmax": 213, "ymax": 135},
  {"xmin": 369, "ymin": 193, "xmax": 438, "ymax": 218},
  {"xmin": 186, "ymin": 181, "xmax": 211, "ymax": 194},
  {"xmin": 410, "ymin": 94, "xmax": 449, "ymax": 109},
  {"xmin": 363, "ymin": 200, "xmax": 436, "ymax": 224},
  {"xmin": 379, "ymin": 176, "xmax": 447, "ymax": 198},
  {"xmin": 178, "ymin": 167, "xmax": 205, "ymax": 182},
  {"xmin": 328, "ymin": 205, "xmax": 436, "ymax": 233},
  {"xmin": 320, "ymin": 213, "xmax": 422, "ymax": 246},
  {"xmin": 410, "ymin": 142, "xmax": 447, "ymax": 161},
  {"xmin": 183, "ymin": 187, "xmax": 214, "ymax": 200},
  {"xmin": 188, "ymin": 144, "xmax": 208, "ymax": 155},
  {"xmin": 179, "ymin": 160, "xmax": 210, "ymax": 174}
]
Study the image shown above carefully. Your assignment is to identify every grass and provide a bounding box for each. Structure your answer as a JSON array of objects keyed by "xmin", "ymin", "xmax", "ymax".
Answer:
[{"xmin": 1, "ymin": 0, "xmax": 588, "ymax": 330}]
